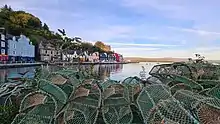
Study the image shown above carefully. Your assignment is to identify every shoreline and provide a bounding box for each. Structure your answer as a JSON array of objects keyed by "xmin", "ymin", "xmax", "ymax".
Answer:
[
  {"xmin": 0, "ymin": 62, "xmax": 139, "ymax": 69},
  {"xmin": 48, "ymin": 61, "xmax": 139, "ymax": 65}
]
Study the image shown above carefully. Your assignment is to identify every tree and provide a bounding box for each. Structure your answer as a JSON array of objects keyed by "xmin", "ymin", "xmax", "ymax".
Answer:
[
  {"xmin": 42, "ymin": 23, "xmax": 49, "ymax": 31},
  {"xmin": 81, "ymin": 42, "xmax": 93, "ymax": 52},
  {"xmin": 95, "ymin": 41, "xmax": 105, "ymax": 50},
  {"xmin": 94, "ymin": 41, "xmax": 112, "ymax": 53},
  {"xmin": 9, "ymin": 11, "xmax": 42, "ymax": 28},
  {"xmin": 54, "ymin": 28, "xmax": 82, "ymax": 61},
  {"xmin": 1, "ymin": 5, "xmax": 12, "ymax": 12},
  {"xmin": 74, "ymin": 37, "xmax": 82, "ymax": 43}
]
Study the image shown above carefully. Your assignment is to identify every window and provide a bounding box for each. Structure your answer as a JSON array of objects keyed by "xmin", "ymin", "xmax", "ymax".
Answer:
[
  {"xmin": 1, "ymin": 41, "xmax": 5, "ymax": 47},
  {"xmin": 1, "ymin": 49, "xmax": 5, "ymax": 54},
  {"xmin": 45, "ymin": 50, "xmax": 47, "ymax": 54},
  {"xmin": 1, "ymin": 34, "xmax": 5, "ymax": 40},
  {"xmin": 13, "ymin": 51, "xmax": 15, "ymax": 55},
  {"xmin": 14, "ymin": 44, "xmax": 16, "ymax": 48},
  {"xmin": 57, "ymin": 52, "xmax": 59, "ymax": 54},
  {"xmin": 51, "ymin": 51, "xmax": 53, "ymax": 54}
]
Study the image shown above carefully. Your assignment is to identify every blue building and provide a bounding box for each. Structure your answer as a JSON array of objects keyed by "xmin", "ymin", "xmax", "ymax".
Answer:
[
  {"xmin": 99, "ymin": 53, "xmax": 108, "ymax": 62},
  {"xmin": 0, "ymin": 28, "xmax": 8, "ymax": 62},
  {"xmin": 8, "ymin": 35, "xmax": 35, "ymax": 62}
]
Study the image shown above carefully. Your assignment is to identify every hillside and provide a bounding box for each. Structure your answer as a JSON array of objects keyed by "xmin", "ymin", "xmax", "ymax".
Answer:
[
  {"xmin": 0, "ymin": 5, "xmax": 62, "ymax": 45},
  {"xmin": 124, "ymin": 57, "xmax": 187, "ymax": 62}
]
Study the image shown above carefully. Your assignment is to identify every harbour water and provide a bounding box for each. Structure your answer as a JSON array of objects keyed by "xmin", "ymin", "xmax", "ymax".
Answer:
[{"xmin": 0, "ymin": 62, "xmax": 164, "ymax": 82}]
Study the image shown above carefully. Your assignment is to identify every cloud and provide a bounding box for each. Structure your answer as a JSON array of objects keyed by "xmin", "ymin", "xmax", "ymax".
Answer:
[
  {"xmin": 121, "ymin": 48, "xmax": 220, "ymax": 60},
  {"xmin": 75, "ymin": 25, "xmax": 134, "ymax": 41},
  {"xmin": 104, "ymin": 42, "xmax": 178, "ymax": 47},
  {"xmin": 114, "ymin": 47, "xmax": 160, "ymax": 51},
  {"xmin": 168, "ymin": 26, "xmax": 220, "ymax": 36}
]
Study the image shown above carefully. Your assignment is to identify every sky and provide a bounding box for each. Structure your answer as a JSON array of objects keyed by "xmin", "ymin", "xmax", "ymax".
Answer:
[{"xmin": 1, "ymin": 0, "xmax": 220, "ymax": 59}]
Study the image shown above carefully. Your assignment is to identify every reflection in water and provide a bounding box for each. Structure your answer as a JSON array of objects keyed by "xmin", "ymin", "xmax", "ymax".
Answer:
[
  {"xmin": 97, "ymin": 64, "xmax": 123, "ymax": 80},
  {"xmin": 0, "ymin": 67, "xmax": 36, "ymax": 82},
  {"xmin": 0, "ymin": 64, "xmax": 123, "ymax": 82},
  {"xmin": 0, "ymin": 63, "xmax": 161, "ymax": 82}
]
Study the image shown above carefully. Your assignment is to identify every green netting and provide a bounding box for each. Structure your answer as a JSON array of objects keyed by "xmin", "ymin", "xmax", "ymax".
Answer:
[
  {"xmin": 102, "ymin": 84, "xmax": 133, "ymax": 124},
  {"xmin": 65, "ymin": 110, "xmax": 86, "ymax": 124},
  {"xmin": 207, "ymin": 84, "xmax": 220, "ymax": 99},
  {"xmin": 149, "ymin": 63, "xmax": 194, "ymax": 79},
  {"xmin": 168, "ymin": 74, "xmax": 203, "ymax": 91},
  {"xmin": 197, "ymin": 80, "xmax": 220, "ymax": 89},
  {"xmin": 147, "ymin": 76, "xmax": 163, "ymax": 84},
  {"xmin": 19, "ymin": 91, "xmax": 57, "ymax": 113},
  {"xmin": 58, "ymin": 83, "xmax": 73, "ymax": 98},
  {"xmin": 35, "ymin": 68, "xmax": 51, "ymax": 80},
  {"xmin": 126, "ymin": 84, "xmax": 142, "ymax": 104},
  {"xmin": 11, "ymin": 113, "xmax": 53, "ymax": 124},
  {"xmin": 4, "ymin": 63, "xmax": 220, "ymax": 124},
  {"xmin": 122, "ymin": 76, "xmax": 142, "ymax": 84},
  {"xmin": 198, "ymin": 88, "xmax": 211, "ymax": 96},
  {"xmin": 64, "ymin": 83, "xmax": 101, "ymax": 124},
  {"xmin": 198, "ymin": 98, "xmax": 220, "ymax": 110},
  {"xmin": 11, "ymin": 91, "xmax": 57, "ymax": 124},
  {"xmin": 101, "ymin": 80, "xmax": 119, "ymax": 90},
  {"xmin": 38, "ymin": 79, "xmax": 68, "ymax": 104},
  {"xmin": 170, "ymin": 83, "xmax": 192, "ymax": 95},
  {"xmin": 145, "ymin": 84, "xmax": 171, "ymax": 104},
  {"xmin": 173, "ymin": 90, "xmax": 206, "ymax": 109},
  {"xmin": 137, "ymin": 84, "xmax": 172, "ymax": 123},
  {"xmin": 137, "ymin": 89, "xmax": 154, "ymax": 123},
  {"xmin": 120, "ymin": 77, "xmax": 142, "ymax": 104},
  {"xmin": 153, "ymin": 99, "xmax": 199, "ymax": 124},
  {"xmin": 49, "ymin": 70, "xmax": 83, "ymax": 86},
  {"xmin": 102, "ymin": 105, "xmax": 133, "ymax": 124}
]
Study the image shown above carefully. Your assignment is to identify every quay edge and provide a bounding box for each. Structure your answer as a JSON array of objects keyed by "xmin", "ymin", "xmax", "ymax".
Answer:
[{"xmin": 0, "ymin": 62, "xmax": 140, "ymax": 69}]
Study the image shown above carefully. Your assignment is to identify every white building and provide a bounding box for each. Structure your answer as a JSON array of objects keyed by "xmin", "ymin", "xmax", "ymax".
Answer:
[{"xmin": 38, "ymin": 41, "xmax": 60, "ymax": 62}]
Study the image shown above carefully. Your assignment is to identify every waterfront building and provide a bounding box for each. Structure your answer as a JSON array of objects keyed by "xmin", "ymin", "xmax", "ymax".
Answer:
[
  {"xmin": 7, "ymin": 35, "xmax": 35, "ymax": 62},
  {"xmin": 119, "ymin": 54, "xmax": 124, "ymax": 62},
  {"xmin": 88, "ymin": 54, "xmax": 93, "ymax": 62},
  {"xmin": 62, "ymin": 50, "xmax": 80, "ymax": 62},
  {"xmin": 108, "ymin": 53, "xmax": 116, "ymax": 62},
  {"xmin": 38, "ymin": 41, "xmax": 60, "ymax": 62},
  {"xmin": 100, "ymin": 53, "xmax": 108, "ymax": 62},
  {"xmin": 0, "ymin": 28, "xmax": 8, "ymax": 62},
  {"xmin": 83, "ymin": 51, "xmax": 89, "ymax": 62},
  {"xmin": 114, "ymin": 53, "xmax": 123, "ymax": 62},
  {"xmin": 91, "ymin": 52, "xmax": 99, "ymax": 62},
  {"xmin": 88, "ymin": 52, "xmax": 98, "ymax": 62},
  {"xmin": 78, "ymin": 51, "xmax": 90, "ymax": 62}
]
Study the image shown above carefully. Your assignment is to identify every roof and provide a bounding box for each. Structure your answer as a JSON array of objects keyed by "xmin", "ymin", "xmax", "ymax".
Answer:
[
  {"xmin": 39, "ymin": 41, "xmax": 56, "ymax": 50},
  {"xmin": 6, "ymin": 34, "xmax": 15, "ymax": 40},
  {"xmin": 100, "ymin": 53, "xmax": 107, "ymax": 57}
]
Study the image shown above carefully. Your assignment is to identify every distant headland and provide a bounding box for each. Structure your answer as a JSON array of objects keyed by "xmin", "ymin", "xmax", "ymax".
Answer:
[{"xmin": 124, "ymin": 57, "xmax": 187, "ymax": 62}]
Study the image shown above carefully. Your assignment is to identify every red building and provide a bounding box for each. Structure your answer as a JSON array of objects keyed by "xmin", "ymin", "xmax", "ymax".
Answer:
[
  {"xmin": 114, "ymin": 53, "xmax": 123, "ymax": 62},
  {"xmin": 114, "ymin": 53, "xmax": 119, "ymax": 62},
  {"xmin": 0, "ymin": 55, "xmax": 8, "ymax": 62},
  {"xmin": 0, "ymin": 28, "xmax": 8, "ymax": 63}
]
